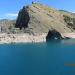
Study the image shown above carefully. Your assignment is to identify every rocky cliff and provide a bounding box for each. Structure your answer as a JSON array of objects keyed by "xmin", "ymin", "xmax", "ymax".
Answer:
[
  {"xmin": 15, "ymin": 3, "xmax": 75, "ymax": 34},
  {"xmin": 0, "ymin": 3, "xmax": 75, "ymax": 34}
]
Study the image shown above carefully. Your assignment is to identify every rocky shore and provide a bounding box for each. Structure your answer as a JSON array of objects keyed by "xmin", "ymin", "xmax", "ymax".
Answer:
[
  {"xmin": 0, "ymin": 33, "xmax": 47, "ymax": 44},
  {"xmin": 61, "ymin": 33, "xmax": 75, "ymax": 39},
  {"xmin": 0, "ymin": 32, "xmax": 75, "ymax": 44},
  {"xmin": 0, "ymin": 4, "xmax": 75, "ymax": 44}
]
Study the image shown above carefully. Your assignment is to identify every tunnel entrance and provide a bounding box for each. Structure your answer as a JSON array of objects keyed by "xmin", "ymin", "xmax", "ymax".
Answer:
[{"xmin": 46, "ymin": 29, "xmax": 62, "ymax": 41}]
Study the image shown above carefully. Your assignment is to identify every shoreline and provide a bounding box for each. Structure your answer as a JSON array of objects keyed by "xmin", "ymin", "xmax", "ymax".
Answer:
[
  {"xmin": 61, "ymin": 33, "xmax": 75, "ymax": 39},
  {"xmin": 0, "ymin": 33, "xmax": 75, "ymax": 44},
  {"xmin": 0, "ymin": 33, "xmax": 47, "ymax": 44}
]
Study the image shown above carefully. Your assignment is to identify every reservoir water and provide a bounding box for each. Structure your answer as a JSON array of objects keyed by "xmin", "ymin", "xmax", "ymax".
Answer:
[{"xmin": 0, "ymin": 39, "xmax": 75, "ymax": 75}]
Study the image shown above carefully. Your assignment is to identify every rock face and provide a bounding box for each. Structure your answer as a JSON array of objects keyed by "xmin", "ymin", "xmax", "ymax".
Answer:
[
  {"xmin": 15, "ymin": 6, "xmax": 30, "ymax": 29},
  {"xmin": 14, "ymin": 3, "xmax": 75, "ymax": 34},
  {"xmin": 0, "ymin": 33, "xmax": 47, "ymax": 44},
  {"xmin": 0, "ymin": 3, "xmax": 75, "ymax": 35},
  {"xmin": 0, "ymin": 19, "xmax": 15, "ymax": 33},
  {"xmin": 26, "ymin": 3, "xmax": 75, "ymax": 33},
  {"xmin": 46, "ymin": 29, "xmax": 62, "ymax": 41}
]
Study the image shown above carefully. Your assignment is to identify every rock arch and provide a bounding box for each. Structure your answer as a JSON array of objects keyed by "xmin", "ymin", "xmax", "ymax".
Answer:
[{"xmin": 46, "ymin": 29, "xmax": 62, "ymax": 41}]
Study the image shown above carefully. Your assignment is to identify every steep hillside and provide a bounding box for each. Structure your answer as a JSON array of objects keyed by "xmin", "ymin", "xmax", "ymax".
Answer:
[
  {"xmin": 59, "ymin": 10, "xmax": 75, "ymax": 30},
  {"xmin": 16, "ymin": 3, "xmax": 75, "ymax": 33},
  {"xmin": 0, "ymin": 3, "xmax": 75, "ymax": 34}
]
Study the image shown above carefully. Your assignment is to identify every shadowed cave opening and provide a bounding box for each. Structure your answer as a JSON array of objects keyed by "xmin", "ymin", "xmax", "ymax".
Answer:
[{"xmin": 46, "ymin": 29, "xmax": 62, "ymax": 41}]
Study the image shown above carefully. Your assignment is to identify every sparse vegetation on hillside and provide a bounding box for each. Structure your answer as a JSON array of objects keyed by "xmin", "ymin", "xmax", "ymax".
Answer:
[
  {"xmin": 0, "ymin": 3, "xmax": 75, "ymax": 34},
  {"xmin": 63, "ymin": 15, "xmax": 75, "ymax": 30},
  {"xmin": 63, "ymin": 15, "xmax": 72, "ymax": 23}
]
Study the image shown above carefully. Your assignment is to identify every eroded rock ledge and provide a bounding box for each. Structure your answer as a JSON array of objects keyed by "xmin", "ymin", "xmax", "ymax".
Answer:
[
  {"xmin": 0, "ymin": 31, "xmax": 75, "ymax": 44},
  {"xmin": 0, "ymin": 33, "xmax": 47, "ymax": 44}
]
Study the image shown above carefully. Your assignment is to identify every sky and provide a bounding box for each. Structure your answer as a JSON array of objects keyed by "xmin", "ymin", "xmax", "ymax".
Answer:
[{"xmin": 0, "ymin": 0, "xmax": 75, "ymax": 19}]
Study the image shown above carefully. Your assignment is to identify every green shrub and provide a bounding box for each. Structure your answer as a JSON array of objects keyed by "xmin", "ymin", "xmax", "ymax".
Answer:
[{"xmin": 63, "ymin": 15, "xmax": 72, "ymax": 23}]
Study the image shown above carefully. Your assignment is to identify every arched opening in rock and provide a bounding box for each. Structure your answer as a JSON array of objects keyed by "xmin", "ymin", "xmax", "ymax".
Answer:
[{"xmin": 46, "ymin": 29, "xmax": 62, "ymax": 41}]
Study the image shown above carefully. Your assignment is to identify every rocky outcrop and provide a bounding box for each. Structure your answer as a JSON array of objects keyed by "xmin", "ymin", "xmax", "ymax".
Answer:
[
  {"xmin": 0, "ymin": 3, "xmax": 75, "ymax": 34},
  {"xmin": 0, "ymin": 33, "xmax": 47, "ymax": 44},
  {"xmin": 63, "ymin": 15, "xmax": 75, "ymax": 30},
  {"xmin": 0, "ymin": 3, "xmax": 75, "ymax": 43},
  {"xmin": 14, "ymin": 3, "xmax": 75, "ymax": 33},
  {"xmin": 0, "ymin": 19, "xmax": 16, "ymax": 33},
  {"xmin": 15, "ymin": 6, "xmax": 30, "ymax": 29}
]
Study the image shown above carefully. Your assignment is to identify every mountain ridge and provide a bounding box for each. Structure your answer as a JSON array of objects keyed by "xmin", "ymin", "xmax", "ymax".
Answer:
[{"xmin": 0, "ymin": 3, "xmax": 75, "ymax": 34}]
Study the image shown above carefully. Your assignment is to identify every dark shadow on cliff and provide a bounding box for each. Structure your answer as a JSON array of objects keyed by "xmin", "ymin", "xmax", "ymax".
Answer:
[
  {"xmin": 15, "ymin": 6, "xmax": 30, "ymax": 29},
  {"xmin": 46, "ymin": 29, "xmax": 63, "ymax": 42}
]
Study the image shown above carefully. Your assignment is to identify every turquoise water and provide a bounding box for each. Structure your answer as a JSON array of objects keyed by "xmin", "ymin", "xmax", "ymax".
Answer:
[{"xmin": 0, "ymin": 40, "xmax": 75, "ymax": 75}]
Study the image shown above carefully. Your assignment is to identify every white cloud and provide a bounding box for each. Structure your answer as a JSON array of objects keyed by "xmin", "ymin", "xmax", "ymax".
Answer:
[
  {"xmin": 72, "ymin": 12, "xmax": 75, "ymax": 13},
  {"xmin": 5, "ymin": 13, "xmax": 18, "ymax": 17}
]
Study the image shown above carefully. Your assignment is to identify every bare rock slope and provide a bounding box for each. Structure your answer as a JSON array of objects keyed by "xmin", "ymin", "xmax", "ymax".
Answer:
[
  {"xmin": 15, "ymin": 3, "xmax": 75, "ymax": 34},
  {"xmin": 0, "ymin": 3, "xmax": 75, "ymax": 34}
]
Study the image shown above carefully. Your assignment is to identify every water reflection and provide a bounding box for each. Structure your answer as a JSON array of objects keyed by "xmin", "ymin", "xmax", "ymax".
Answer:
[
  {"xmin": 61, "ymin": 39, "xmax": 75, "ymax": 45},
  {"xmin": 0, "ymin": 40, "xmax": 75, "ymax": 75}
]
